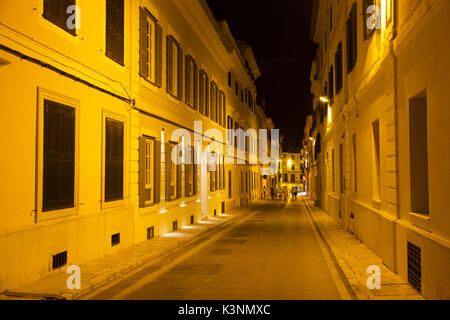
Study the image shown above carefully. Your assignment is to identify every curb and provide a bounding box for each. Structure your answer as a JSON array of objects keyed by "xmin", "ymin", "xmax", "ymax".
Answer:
[{"xmin": 302, "ymin": 198, "xmax": 360, "ymax": 300}]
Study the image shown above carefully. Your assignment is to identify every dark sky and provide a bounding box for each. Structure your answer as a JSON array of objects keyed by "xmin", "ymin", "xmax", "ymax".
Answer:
[{"xmin": 208, "ymin": 0, "xmax": 317, "ymax": 153}]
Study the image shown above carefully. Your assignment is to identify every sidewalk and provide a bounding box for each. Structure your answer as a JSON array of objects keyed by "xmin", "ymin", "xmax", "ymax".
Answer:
[
  {"xmin": 303, "ymin": 198, "xmax": 424, "ymax": 300},
  {"xmin": 0, "ymin": 206, "xmax": 253, "ymax": 300}
]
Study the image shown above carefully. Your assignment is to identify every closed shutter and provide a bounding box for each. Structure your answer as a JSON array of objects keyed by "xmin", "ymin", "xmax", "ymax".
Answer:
[
  {"xmin": 223, "ymin": 94, "xmax": 227, "ymax": 128},
  {"xmin": 193, "ymin": 63, "xmax": 198, "ymax": 110},
  {"xmin": 139, "ymin": 136, "xmax": 147, "ymax": 207},
  {"xmin": 177, "ymin": 161, "xmax": 182, "ymax": 199},
  {"xmin": 351, "ymin": 3, "xmax": 357, "ymax": 67},
  {"xmin": 43, "ymin": 0, "xmax": 76, "ymax": 35},
  {"xmin": 105, "ymin": 118, "xmax": 124, "ymax": 202},
  {"xmin": 139, "ymin": 7, "xmax": 148, "ymax": 78},
  {"xmin": 192, "ymin": 147, "xmax": 197, "ymax": 195},
  {"xmin": 165, "ymin": 142, "xmax": 172, "ymax": 201},
  {"xmin": 106, "ymin": 0, "xmax": 124, "ymax": 65},
  {"xmin": 177, "ymin": 46, "xmax": 183, "ymax": 100},
  {"xmin": 43, "ymin": 100, "xmax": 75, "ymax": 211},
  {"xmin": 154, "ymin": 140, "xmax": 161, "ymax": 204},
  {"xmin": 205, "ymin": 74, "xmax": 209, "ymax": 116},
  {"xmin": 166, "ymin": 36, "xmax": 173, "ymax": 94},
  {"xmin": 155, "ymin": 24, "xmax": 163, "ymax": 87},
  {"xmin": 185, "ymin": 146, "xmax": 190, "ymax": 196},
  {"xmin": 185, "ymin": 56, "xmax": 191, "ymax": 105}
]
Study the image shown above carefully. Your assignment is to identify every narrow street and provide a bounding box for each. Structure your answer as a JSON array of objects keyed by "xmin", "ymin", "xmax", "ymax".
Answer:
[{"xmin": 87, "ymin": 201, "xmax": 349, "ymax": 300}]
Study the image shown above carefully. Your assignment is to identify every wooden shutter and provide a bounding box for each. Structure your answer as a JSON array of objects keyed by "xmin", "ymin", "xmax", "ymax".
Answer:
[
  {"xmin": 223, "ymin": 94, "xmax": 226, "ymax": 128},
  {"xmin": 139, "ymin": 136, "xmax": 147, "ymax": 207},
  {"xmin": 43, "ymin": 0, "xmax": 76, "ymax": 35},
  {"xmin": 177, "ymin": 162, "xmax": 182, "ymax": 199},
  {"xmin": 43, "ymin": 100, "xmax": 75, "ymax": 211},
  {"xmin": 105, "ymin": 118, "xmax": 124, "ymax": 202},
  {"xmin": 155, "ymin": 24, "xmax": 163, "ymax": 87},
  {"xmin": 185, "ymin": 55, "xmax": 191, "ymax": 106},
  {"xmin": 177, "ymin": 46, "xmax": 184, "ymax": 100},
  {"xmin": 154, "ymin": 140, "xmax": 161, "ymax": 204},
  {"xmin": 165, "ymin": 142, "xmax": 172, "ymax": 201},
  {"xmin": 139, "ymin": 8, "xmax": 149, "ymax": 79},
  {"xmin": 193, "ymin": 63, "xmax": 198, "ymax": 110},
  {"xmin": 106, "ymin": 0, "xmax": 124, "ymax": 65},
  {"xmin": 166, "ymin": 36, "xmax": 173, "ymax": 94},
  {"xmin": 185, "ymin": 146, "xmax": 190, "ymax": 196},
  {"xmin": 192, "ymin": 147, "xmax": 197, "ymax": 195},
  {"xmin": 205, "ymin": 74, "xmax": 209, "ymax": 116},
  {"xmin": 351, "ymin": 3, "xmax": 358, "ymax": 68}
]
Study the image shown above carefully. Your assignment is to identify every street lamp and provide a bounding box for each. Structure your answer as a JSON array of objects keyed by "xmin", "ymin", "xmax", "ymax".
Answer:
[
  {"xmin": 319, "ymin": 96, "xmax": 330, "ymax": 103},
  {"xmin": 319, "ymin": 96, "xmax": 332, "ymax": 129}
]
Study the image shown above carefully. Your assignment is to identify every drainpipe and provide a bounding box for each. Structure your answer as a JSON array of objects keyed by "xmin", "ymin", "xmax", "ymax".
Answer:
[{"xmin": 389, "ymin": 0, "xmax": 399, "ymax": 272}]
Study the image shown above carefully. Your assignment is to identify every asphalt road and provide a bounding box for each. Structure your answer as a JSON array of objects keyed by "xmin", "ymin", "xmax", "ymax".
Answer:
[{"xmin": 88, "ymin": 201, "xmax": 348, "ymax": 300}]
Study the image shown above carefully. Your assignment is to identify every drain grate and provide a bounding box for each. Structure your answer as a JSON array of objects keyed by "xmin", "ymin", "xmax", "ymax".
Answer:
[
  {"xmin": 52, "ymin": 251, "xmax": 67, "ymax": 270},
  {"xmin": 111, "ymin": 233, "xmax": 120, "ymax": 246},
  {"xmin": 407, "ymin": 241, "xmax": 422, "ymax": 293}
]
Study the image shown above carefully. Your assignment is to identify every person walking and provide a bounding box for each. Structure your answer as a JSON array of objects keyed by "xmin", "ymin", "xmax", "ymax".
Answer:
[{"xmin": 270, "ymin": 187, "xmax": 275, "ymax": 200}]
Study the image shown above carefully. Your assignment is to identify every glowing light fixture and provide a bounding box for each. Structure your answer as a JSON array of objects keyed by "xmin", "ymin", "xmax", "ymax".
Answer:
[{"xmin": 320, "ymin": 96, "xmax": 330, "ymax": 103}]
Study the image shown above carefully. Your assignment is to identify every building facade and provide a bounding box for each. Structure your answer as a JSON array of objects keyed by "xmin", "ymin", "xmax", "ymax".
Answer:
[
  {"xmin": 0, "ymin": 0, "xmax": 276, "ymax": 291},
  {"xmin": 307, "ymin": 0, "xmax": 450, "ymax": 299},
  {"xmin": 280, "ymin": 152, "xmax": 304, "ymax": 192}
]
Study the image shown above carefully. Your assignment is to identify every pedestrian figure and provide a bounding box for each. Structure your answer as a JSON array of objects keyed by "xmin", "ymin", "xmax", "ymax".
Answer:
[{"xmin": 270, "ymin": 187, "xmax": 275, "ymax": 200}]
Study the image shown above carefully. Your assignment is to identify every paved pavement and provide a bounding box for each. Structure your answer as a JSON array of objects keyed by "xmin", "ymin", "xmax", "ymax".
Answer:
[
  {"xmin": 303, "ymin": 198, "xmax": 424, "ymax": 300},
  {"xmin": 86, "ymin": 201, "xmax": 347, "ymax": 300}
]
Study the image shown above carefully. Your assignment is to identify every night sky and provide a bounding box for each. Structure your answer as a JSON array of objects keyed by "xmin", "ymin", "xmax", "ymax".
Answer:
[{"xmin": 208, "ymin": 0, "xmax": 317, "ymax": 153}]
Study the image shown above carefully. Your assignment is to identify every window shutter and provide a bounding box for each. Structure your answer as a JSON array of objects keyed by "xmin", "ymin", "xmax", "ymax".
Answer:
[
  {"xmin": 192, "ymin": 147, "xmax": 197, "ymax": 195},
  {"xmin": 165, "ymin": 142, "xmax": 172, "ymax": 201},
  {"xmin": 139, "ymin": 8, "xmax": 148, "ymax": 79},
  {"xmin": 205, "ymin": 74, "xmax": 209, "ymax": 116},
  {"xmin": 346, "ymin": 17, "xmax": 352, "ymax": 73},
  {"xmin": 193, "ymin": 63, "xmax": 198, "ymax": 110},
  {"xmin": 177, "ymin": 163, "xmax": 182, "ymax": 199},
  {"xmin": 223, "ymin": 94, "xmax": 226, "ymax": 128},
  {"xmin": 185, "ymin": 56, "xmax": 191, "ymax": 105},
  {"xmin": 154, "ymin": 140, "xmax": 161, "ymax": 204},
  {"xmin": 177, "ymin": 46, "xmax": 184, "ymax": 100},
  {"xmin": 43, "ymin": 100, "xmax": 75, "ymax": 211},
  {"xmin": 139, "ymin": 136, "xmax": 147, "ymax": 208},
  {"xmin": 105, "ymin": 118, "xmax": 124, "ymax": 202},
  {"xmin": 155, "ymin": 23, "xmax": 163, "ymax": 87},
  {"xmin": 105, "ymin": 0, "xmax": 124, "ymax": 65},
  {"xmin": 351, "ymin": 3, "xmax": 358, "ymax": 68},
  {"xmin": 166, "ymin": 36, "xmax": 173, "ymax": 94},
  {"xmin": 185, "ymin": 146, "xmax": 190, "ymax": 196}
]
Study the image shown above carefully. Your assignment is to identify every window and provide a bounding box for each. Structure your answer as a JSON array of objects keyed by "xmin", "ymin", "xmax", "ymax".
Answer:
[
  {"xmin": 228, "ymin": 170, "xmax": 232, "ymax": 198},
  {"xmin": 210, "ymin": 81, "xmax": 218, "ymax": 122},
  {"xmin": 328, "ymin": 66, "xmax": 334, "ymax": 101},
  {"xmin": 292, "ymin": 164, "xmax": 295, "ymax": 171},
  {"xmin": 291, "ymin": 174, "xmax": 295, "ymax": 183},
  {"xmin": 167, "ymin": 35, "xmax": 183, "ymax": 100},
  {"xmin": 347, "ymin": 2, "xmax": 358, "ymax": 73},
  {"xmin": 235, "ymin": 81, "xmax": 238, "ymax": 96},
  {"xmin": 139, "ymin": 136, "xmax": 161, "ymax": 207},
  {"xmin": 185, "ymin": 55, "xmax": 198, "ymax": 109},
  {"xmin": 352, "ymin": 134, "xmax": 358, "ymax": 193},
  {"xmin": 339, "ymin": 143, "xmax": 344, "ymax": 194},
  {"xmin": 43, "ymin": 0, "xmax": 76, "ymax": 35},
  {"xmin": 43, "ymin": 100, "xmax": 75, "ymax": 211},
  {"xmin": 185, "ymin": 146, "xmax": 196, "ymax": 197},
  {"xmin": 105, "ymin": 118, "xmax": 124, "ymax": 202},
  {"xmin": 219, "ymin": 90, "xmax": 226, "ymax": 127},
  {"xmin": 106, "ymin": 0, "xmax": 124, "ymax": 65},
  {"xmin": 335, "ymin": 42, "xmax": 343, "ymax": 94},
  {"xmin": 139, "ymin": 7, "xmax": 162, "ymax": 86},
  {"xmin": 332, "ymin": 149, "xmax": 336, "ymax": 193},
  {"xmin": 199, "ymin": 70, "xmax": 209, "ymax": 116},
  {"xmin": 372, "ymin": 119, "xmax": 381, "ymax": 201},
  {"xmin": 234, "ymin": 122, "xmax": 239, "ymax": 149},
  {"xmin": 166, "ymin": 142, "xmax": 181, "ymax": 201},
  {"xmin": 409, "ymin": 91, "xmax": 429, "ymax": 215},
  {"xmin": 228, "ymin": 72, "xmax": 232, "ymax": 87}
]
